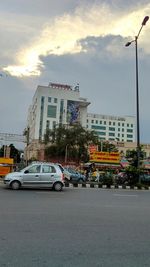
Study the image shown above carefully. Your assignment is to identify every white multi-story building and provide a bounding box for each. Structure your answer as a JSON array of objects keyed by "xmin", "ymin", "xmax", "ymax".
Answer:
[
  {"xmin": 86, "ymin": 113, "xmax": 135, "ymax": 142},
  {"xmin": 27, "ymin": 82, "xmax": 90, "ymax": 141},
  {"xmin": 27, "ymin": 82, "xmax": 136, "ymax": 143}
]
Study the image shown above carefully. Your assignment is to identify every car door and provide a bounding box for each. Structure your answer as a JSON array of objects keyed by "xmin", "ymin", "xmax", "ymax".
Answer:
[
  {"xmin": 40, "ymin": 164, "xmax": 58, "ymax": 187},
  {"xmin": 22, "ymin": 164, "xmax": 41, "ymax": 187}
]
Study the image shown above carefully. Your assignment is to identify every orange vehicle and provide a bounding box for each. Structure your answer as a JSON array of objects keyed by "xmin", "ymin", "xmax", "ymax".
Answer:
[{"xmin": 0, "ymin": 158, "xmax": 14, "ymax": 177}]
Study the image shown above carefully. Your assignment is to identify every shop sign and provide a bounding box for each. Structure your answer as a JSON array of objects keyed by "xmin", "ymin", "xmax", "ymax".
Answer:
[{"xmin": 89, "ymin": 151, "xmax": 120, "ymax": 164}]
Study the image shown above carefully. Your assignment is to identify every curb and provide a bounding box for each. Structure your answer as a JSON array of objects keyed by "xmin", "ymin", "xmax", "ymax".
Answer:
[
  {"xmin": 1, "ymin": 179, "xmax": 149, "ymax": 191},
  {"xmin": 65, "ymin": 182, "xmax": 150, "ymax": 190}
]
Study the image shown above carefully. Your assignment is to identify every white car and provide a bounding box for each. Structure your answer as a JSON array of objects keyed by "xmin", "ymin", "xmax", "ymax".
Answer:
[
  {"xmin": 4, "ymin": 163, "xmax": 65, "ymax": 191},
  {"xmin": 57, "ymin": 164, "xmax": 71, "ymax": 181}
]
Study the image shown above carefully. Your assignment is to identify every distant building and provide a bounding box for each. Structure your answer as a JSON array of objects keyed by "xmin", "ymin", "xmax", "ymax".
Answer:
[
  {"xmin": 27, "ymin": 82, "xmax": 90, "ymax": 141},
  {"xmin": 86, "ymin": 113, "xmax": 136, "ymax": 143},
  {"xmin": 27, "ymin": 82, "xmax": 136, "ymax": 145}
]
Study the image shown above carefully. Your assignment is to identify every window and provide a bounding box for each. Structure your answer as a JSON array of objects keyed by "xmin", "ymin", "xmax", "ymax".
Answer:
[
  {"xmin": 122, "ymin": 134, "xmax": 124, "ymax": 137},
  {"xmin": 53, "ymin": 121, "xmax": 56, "ymax": 128},
  {"xmin": 59, "ymin": 99, "xmax": 64, "ymax": 123},
  {"xmin": 104, "ymin": 121, "xmax": 106, "ymax": 125},
  {"xmin": 91, "ymin": 120, "xmax": 94, "ymax": 123},
  {"xmin": 98, "ymin": 132, "xmax": 106, "ymax": 136},
  {"xmin": 127, "ymin": 134, "xmax": 133, "ymax": 138},
  {"xmin": 122, "ymin": 128, "xmax": 124, "ymax": 132},
  {"xmin": 47, "ymin": 105, "xmax": 57, "ymax": 118},
  {"xmin": 122, "ymin": 123, "xmax": 124, "ymax": 126},
  {"xmin": 46, "ymin": 120, "xmax": 50, "ymax": 128},
  {"xmin": 48, "ymin": 97, "xmax": 51, "ymax": 102},
  {"xmin": 96, "ymin": 120, "xmax": 98, "ymax": 124},
  {"xmin": 54, "ymin": 98, "xmax": 57, "ymax": 103},
  {"xmin": 113, "ymin": 122, "xmax": 115, "ymax": 126},
  {"xmin": 109, "ymin": 127, "xmax": 115, "ymax": 131},
  {"xmin": 87, "ymin": 119, "xmax": 88, "ymax": 123},
  {"xmin": 118, "ymin": 128, "xmax": 120, "ymax": 132},
  {"xmin": 27, "ymin": 165, "xmax": 41, "ymax": 173},
  {"xmin": 100, "ymin": 121, "xmax": 102, "ymax": 124},
  {"xmin": 127, "ymin": 129, "xmax": 133, "ymax": 133},
  {"xmin": 109, "ymin": 122, "xmax": 111, "ymax": 125},
  {"xmin": 118, "ymin": 133, "xmax": 120, "ymax": 137},
  {"xmin": 92, "ymin": 125, "xmax": 106, "ymax": 130},
  {"xmin": 127, "ymin": 123, "xmax": 129, "ymax": 127},
  {"xmin": 42, "ymin": 165, "xmax": 56, "ymax": 173},
  {"xmin": 127, "ymin": 140, "xmax": 133, "ymax": 142},
  {"xmin": 131, "ymin": 124, "xmax": 133, "ymax": 128},
  {"xmin": 39, "ymin": 96, "xmax": 45, "ymax": 140},
  {"xmin": 118, "ymin": 122, "xmax": 120, "ymax": 126},
  {"xmin": 109, "ymin": 132, "xmax": 115, "ymax": 136}
]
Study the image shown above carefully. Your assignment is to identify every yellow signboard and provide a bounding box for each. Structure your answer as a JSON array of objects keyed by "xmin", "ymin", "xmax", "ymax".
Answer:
[
  {"xmin": 0, "ymin": 158, "xmax": 14, "ymax": 164},
  {"xmin": 89, "ymin": 151, "xmax": 120, "ymax": 164}
]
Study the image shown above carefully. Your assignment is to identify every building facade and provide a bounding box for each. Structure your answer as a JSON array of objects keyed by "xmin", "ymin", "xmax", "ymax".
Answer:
[
  {"xmin": 27, "ymin": 82, "xmax": 136, "ymax": 144},
  {"xmin": 27, "ymin": 82, "xmax": 90, "ymax": 141},
  {"xmin": 86, "ymin": 113, "xmax": 136, "ymax": 142}
]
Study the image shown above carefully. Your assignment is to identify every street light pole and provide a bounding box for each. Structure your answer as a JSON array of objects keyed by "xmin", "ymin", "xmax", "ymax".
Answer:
[
  {"xmin": 135, "ymin": 36, "xmax": 140, "ymax": 173},
  {"xmin": 125, "ymin": 16, "xmax": 149, "ymax": 182},
  {"xmin": 65, "ymin": 144, "xmax": 69, "ymax": 164}
]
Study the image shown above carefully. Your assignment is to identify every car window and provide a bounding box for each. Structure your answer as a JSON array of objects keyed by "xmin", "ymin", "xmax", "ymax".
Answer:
[
  {"xmin": 57, "ymin": 164, "xmax": 64, "ymax": 172},
  {"xmin": 42, "ymin": 165, "xmax": 56, "ymax": 173},
  {"xmin": 26, "ymin": 165, "xmax": 41, "ymax": 173}
]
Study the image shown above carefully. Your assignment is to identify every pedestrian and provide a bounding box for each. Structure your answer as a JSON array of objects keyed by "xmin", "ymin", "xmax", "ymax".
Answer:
[{"xmin": 95, "ymin": 169, "xmax": 100, "ymax": 183}]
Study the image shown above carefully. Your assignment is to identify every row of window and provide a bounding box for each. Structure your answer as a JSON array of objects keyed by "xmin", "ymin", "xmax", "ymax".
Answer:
[
  {"xmin": 97, "ymin": 131, "xmax": 133, "ymax": 138},
  {"xmin": 100, "ymin": 138, "xmax": 133, "ymax": 142},
  {"xmin": 88, "ymin": 119, "xmax": 134, "ymax": 128},
  {"xmin": 91, "ymin": 125, "xmax": 133, "ymax": 133}
]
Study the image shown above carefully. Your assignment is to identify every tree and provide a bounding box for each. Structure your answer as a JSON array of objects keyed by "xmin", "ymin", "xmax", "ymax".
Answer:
[
  {"xmin": 44, "ymin": 123, "xmax": 99, "ymax": 163},
  {"xmin": 0, "ymin": 145, "xmax": 4, "ymax": 157},
  {"xmin": 98, "ymin": 140, "xmax": 118, "ymax": 152},
  {"xmin": 125, "ymin": 147, "xmax": 145, "ymax": 185},
  {"xmin": 0, "ymin": 144, "xmax": 21, "ymax": 163},
  {"xmin": 9, "ymin": 144, "xmax": 21, "ymax": 163},
  {"xmin": 126, "ymin": 147, "xmax": 144, "ymax": 168}
]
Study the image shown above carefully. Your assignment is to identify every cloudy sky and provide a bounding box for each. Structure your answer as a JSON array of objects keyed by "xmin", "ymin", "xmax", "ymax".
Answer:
[{"xmin": 0, "ymin": 0, "xmax": 150, "ymax": 148}]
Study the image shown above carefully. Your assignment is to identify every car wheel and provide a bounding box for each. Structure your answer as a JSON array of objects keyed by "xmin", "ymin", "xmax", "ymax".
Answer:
[
  {"xmin": 11, "ymin": 181, "xmax": 21, "ymax": 190},
  {"xmin": 53, "ymin": 182, "xmax": 63, "ymax": 191},
  {"xmin": 78, "ymin": 178, "xmax": 84, "ymax": 183}
]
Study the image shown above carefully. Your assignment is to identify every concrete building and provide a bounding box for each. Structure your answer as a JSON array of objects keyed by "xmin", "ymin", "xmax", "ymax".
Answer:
[
  {"xmin": 27, "ymin": 82, "xmax": 90, "ymax": 141},
  {"xmin": 86, "ymin": 113, "xmax": 136, "ymax": 143},
  {"xmin": 26, "ymin": 81, "xmax": 137, "ymax": 162},
  {"xmin": 24, "ymin": 81, "xmax": 150, "ymax": 163}
]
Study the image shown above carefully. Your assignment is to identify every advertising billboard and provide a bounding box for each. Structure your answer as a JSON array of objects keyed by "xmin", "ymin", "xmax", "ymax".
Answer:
[
  {"xmin": 67, "ymin": 100, "xmax": 79, "ymax": 124},
  {"xmin": 89, "ymin": 151, "xmax": 120, "ymax": 164}
]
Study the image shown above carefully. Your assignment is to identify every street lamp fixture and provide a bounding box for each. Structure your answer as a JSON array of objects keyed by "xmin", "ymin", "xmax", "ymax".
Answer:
[{"xmin": 125, "ymin": 16, "xmax": 149, "ymax": 182}]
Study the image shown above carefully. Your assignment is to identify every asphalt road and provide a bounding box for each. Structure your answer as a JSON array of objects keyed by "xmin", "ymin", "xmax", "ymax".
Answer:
[{"xmin": 0, "ymin": 184, "xmax": 150, "ymax": 267}]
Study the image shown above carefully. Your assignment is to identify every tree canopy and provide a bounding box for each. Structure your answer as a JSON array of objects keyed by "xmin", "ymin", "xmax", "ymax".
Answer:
[{"xmin": 44, "ymin": 124, "xmax": 99, "ymax": 163}]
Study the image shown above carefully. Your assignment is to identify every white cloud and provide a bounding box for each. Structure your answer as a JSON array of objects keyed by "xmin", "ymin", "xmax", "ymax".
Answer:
[{"xmin": 3, "ymin": 2, "xmax": 150, "ymax": 77}]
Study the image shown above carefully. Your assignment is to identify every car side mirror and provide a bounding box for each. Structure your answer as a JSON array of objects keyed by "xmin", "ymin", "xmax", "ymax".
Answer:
[{"xmin": 24, "ymin": 170, "xmax": 29, "ymax": 174}]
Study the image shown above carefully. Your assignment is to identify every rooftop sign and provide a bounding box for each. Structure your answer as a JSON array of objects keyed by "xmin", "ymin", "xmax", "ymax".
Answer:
[{"xmin": 49, "ymin": 83, "xmax": 72, "ymax": 91}]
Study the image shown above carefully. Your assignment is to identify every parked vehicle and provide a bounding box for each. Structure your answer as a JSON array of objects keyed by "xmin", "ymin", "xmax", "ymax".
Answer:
[
  {"xmin": 4, "ymin": 162, "xmax": 65, "ymax": 191},
  {"xmin": 140, "ymin": 173, "xmax": 150, "ymax": 184},
  {"xmin": 57, "ymin": 164, "xmax": 71, "ymax": 181},
  {"xmin": 65, "ymin": 167, "xmax": 86, "ymax": 183}
]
